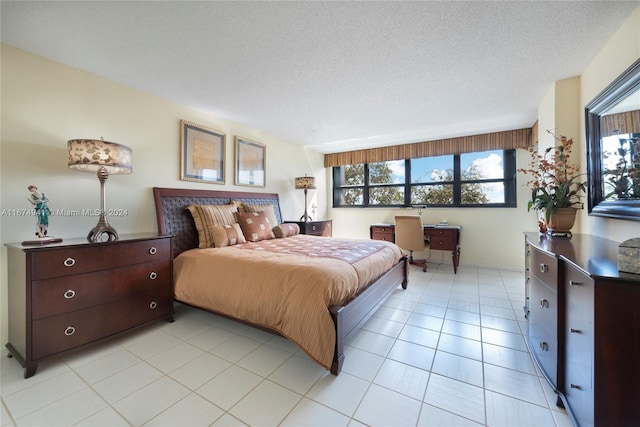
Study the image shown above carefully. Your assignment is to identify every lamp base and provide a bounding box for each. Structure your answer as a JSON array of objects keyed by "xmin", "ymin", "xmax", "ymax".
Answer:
[{"xmin": 87, "ymin": 214, "xmax": 119, "ymax": 242}]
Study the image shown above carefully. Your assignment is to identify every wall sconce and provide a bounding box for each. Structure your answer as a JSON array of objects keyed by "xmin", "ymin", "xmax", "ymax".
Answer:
[
  {"xmin": 294, "ymin": 175, "xmax": 315, "ymax": 222},
  {"xmin": 68, "ymin": 139, "xmax": 132, "ymax": 242}
]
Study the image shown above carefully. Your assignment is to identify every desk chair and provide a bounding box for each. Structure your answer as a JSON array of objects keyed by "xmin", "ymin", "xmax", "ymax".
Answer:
[{"xmin": 394, "ymin": 215, "xmax": 427, "ymax": 272}]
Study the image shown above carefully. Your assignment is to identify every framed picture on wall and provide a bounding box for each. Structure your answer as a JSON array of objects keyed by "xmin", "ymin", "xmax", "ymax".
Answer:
[
  {"xmin": 234, "ymin": 136, "xmax": 266, "ymax": 187},
  {"xmin": 180, "ymin": 120, "xmax": 226, "ymax": 184}
]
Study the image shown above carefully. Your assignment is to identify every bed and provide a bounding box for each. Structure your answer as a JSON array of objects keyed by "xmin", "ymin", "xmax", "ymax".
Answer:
[{"xmin": 153, "ymin": 187, "xmax": 408, "ymax": 374}]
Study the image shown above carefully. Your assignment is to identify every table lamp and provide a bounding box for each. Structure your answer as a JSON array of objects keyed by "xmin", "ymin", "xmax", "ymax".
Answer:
[
  {"xmin": 68, "ymin": 139, "xmax": 132, "ymax": 242},
  {"xmin": 294, "ymin": 175, "xmax": 315, "ymax": 222}
]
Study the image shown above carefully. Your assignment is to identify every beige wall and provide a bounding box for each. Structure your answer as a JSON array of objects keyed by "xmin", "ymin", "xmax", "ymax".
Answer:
[
  {"xmin": 580, "ymin": 6, "xmax": 640, "ymax": 240},
  {"xmin": 0, "ymin": 45, "xmax": 326, "ymax": 343}
]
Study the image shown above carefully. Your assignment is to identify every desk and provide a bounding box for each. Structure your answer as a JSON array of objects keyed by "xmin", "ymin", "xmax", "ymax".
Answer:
[{"xmin": 370, "ymin": 223, "xmax": 461, "ymax": 273}]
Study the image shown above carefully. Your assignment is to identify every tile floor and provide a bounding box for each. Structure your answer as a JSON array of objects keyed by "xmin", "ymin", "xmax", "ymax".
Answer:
[{"xmin": 1, "ymin": 263, "xmax": 573, "ymax": 426}]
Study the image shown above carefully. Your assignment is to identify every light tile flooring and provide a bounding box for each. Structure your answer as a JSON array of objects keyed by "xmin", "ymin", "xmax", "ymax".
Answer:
[{"xmin": 1, "ymin": 263, "xmax": 573, "ymax": 426}]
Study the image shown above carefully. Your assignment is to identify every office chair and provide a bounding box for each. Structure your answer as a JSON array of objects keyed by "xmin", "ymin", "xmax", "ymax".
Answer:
[{"xmin": 394, "ymin": 215, "xmax": 427, "ymax": 272}]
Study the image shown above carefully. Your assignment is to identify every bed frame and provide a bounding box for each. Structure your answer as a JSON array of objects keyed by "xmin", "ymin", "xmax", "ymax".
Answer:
[{"xmin": 152, "ymin": 187, "xmax": 408, "ymax": 374}]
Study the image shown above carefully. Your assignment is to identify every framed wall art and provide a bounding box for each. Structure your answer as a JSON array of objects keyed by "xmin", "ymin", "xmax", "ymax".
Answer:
[
  {"xmin": 234, "ymin": 136, "xmax": 266, "ymax": 187},
  {"xmin": 180, "ymin": 120, "xmax": 226, "ymax": 184}
]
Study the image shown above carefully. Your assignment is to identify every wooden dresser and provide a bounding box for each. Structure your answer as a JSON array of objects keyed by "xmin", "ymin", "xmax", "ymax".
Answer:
[
  {"xmin": 285, "ymin": 220, "xmax": 332, "ymax": 237},
  {"xmin": 5, "ymin": 233, "xmax": 174, "ymax": 378},
  {"xmin": 524, "ymin": 232, "xmax": 640, "ymax": 426}
]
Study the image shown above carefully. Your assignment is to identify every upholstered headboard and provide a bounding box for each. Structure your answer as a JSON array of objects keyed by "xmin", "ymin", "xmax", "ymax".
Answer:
[{"xmin": 153, "ymin": 187, "xmax": 282, "ymax": 257}]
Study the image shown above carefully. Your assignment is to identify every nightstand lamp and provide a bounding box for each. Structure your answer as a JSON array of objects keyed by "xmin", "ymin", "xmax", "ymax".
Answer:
[
  {"xmin": 294, "ymin": 175, "xmax": 315, "ymax": 222},
  {"xmin": 68, "ymin": 138, "xmax": 132, "ymax": 242}
]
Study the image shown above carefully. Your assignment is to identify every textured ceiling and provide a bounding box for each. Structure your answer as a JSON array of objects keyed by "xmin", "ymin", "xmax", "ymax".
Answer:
[{"xmin": 1, "ymin": 1, "xmax": 638, "ymax": 153}]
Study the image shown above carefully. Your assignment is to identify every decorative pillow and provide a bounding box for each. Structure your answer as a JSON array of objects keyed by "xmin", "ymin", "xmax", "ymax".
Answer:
[
  {"xmin": 209, "ymin": 223, "xmax": 246, "ymax": 247},
  {"xmin": 186, "ymin": 203, "xmax": 239, "ymax": 248},
  {"xmin": 241, "ymin": 203, "xmax": 278, "ymax": 230},
  {"xmin": 273, "ymin": 223, "xmax": 300, "ymax": 238},
  {"xmin": 236, "ymin": 211, "xmax": 275, "ymax": 242}
]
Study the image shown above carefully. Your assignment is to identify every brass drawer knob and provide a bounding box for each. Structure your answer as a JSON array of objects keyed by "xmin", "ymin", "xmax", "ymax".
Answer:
[
  {"xmin": 149, "ymin": 272, "xmax": 157, "ymax": 280},
  {"xmin": 64, "ymin": 326, "xmax": 76, "ymax": 336},
  {"xmin": 149, "ymin": 301, "xmax": 158, "ymax": 309},
  {"xmin": 63, "ymin": 257, "xmax": 76, "ymax": 267},
  {"xmin": 63, "ymin": 289, "xmax": 76, "ymax": 299},
  {"xmin": 149, "ymin": 247, "xmax": 157, "ymax": 255}
]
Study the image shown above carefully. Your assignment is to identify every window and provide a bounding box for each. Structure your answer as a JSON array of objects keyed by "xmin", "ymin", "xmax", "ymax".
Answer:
[{"xmin": 333, "ymin": 149, "xmax": 516, "ymax": 207}]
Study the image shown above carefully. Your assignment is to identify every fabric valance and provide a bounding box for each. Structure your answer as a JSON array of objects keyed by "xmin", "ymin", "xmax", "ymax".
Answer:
[{"xmin": 324, "ymin": 127, "xmax": 534, "ymax": 167}]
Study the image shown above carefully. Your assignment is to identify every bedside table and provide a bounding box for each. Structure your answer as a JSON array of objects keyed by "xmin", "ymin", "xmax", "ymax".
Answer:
[
  {"xmin": 285, "ymin": 220, "xmax": 332, "ymax": 237},
  {"xmin": 5, "ymin": 233, "xmax": 174, "ymax": 378}
]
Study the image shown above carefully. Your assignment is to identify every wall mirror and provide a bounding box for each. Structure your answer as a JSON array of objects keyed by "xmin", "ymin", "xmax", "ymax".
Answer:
[{"xmin": 585, "ymin": 58, "xmax": 640, "ymax": 221}]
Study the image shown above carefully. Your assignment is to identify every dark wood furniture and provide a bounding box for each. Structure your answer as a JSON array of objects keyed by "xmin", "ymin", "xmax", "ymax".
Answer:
[
  {"xmin": 5, "ymin": 233, "xmax": 174, "ymax": 378},
  {"xmin": 153, "ymin": 187, "xmax": 408, "ymax": 375},
  {"xmin": 524, "ymin": 232, "xmax": 640, "ymax": 427},
  {"xmin": 285, "ymin": 220, "xmax": 332, "ymax": 237},
  {"xmin": 370, "ymin": 223, "xmax": 461, "ymax": 273}
]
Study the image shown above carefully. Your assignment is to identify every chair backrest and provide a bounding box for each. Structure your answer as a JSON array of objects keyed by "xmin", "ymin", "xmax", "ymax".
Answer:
[{"xmin": 394, "ymin": 215, "xmax": 425, "ymax": 251}]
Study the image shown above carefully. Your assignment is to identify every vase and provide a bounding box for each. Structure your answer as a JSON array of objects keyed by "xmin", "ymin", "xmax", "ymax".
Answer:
[{"xmin": 547, "ymin": 208, "xmax": 577, "ymax": 233}]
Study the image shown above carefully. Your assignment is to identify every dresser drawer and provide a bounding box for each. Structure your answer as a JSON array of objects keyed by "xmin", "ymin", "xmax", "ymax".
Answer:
[
  {"xmin": 565, "ymin": 303, "xmax": 594, "ymax": 427},
  {"xmin": 429, "ymin": 229, "xmax": 457, "ymax": 251},
  {"xmin": 565, "ymin": 265, "xmax": 594, "ymax": 321},
  {"xmin": 529, "ymin": 247, "xmax": 558, "ymax": 289},
  {"xmin": 32, "ymin": 288, "xmax": 172, "ymax": 359},
  {"xmin": 32, "ymin": 259, "xmax": 171, "ymax": 320},
  {"xmin": 528, "ymin": 276, "xmax": 558, "ymax": 385},
  {"xmin": 304, "ymin": 221, "xmax": 331, "ymax": 236},
  {"xmin": 371, "ymin": 226, "xmax": 394, "ymax": 242},
  {"xmin": 31, "ymin": 238, "xmax": 171, "ymax": 280}
]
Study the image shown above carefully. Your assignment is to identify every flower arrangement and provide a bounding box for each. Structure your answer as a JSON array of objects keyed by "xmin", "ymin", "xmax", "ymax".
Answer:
[{"xmin": 519, "ymin": 130, "xmax": 587, "ymax": 225}]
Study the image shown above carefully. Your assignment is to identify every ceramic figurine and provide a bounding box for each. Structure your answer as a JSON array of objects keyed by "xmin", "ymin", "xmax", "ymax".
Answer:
[{"xmin": 27, "ymin": 185, "xmax": 51, "ymax": 238}]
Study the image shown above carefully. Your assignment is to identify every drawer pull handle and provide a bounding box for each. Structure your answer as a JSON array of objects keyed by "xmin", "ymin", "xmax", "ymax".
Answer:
[
  {"xmin": 63, "ymin": 289, "xmax": 76, "ymax": 299},
  {"xmin": 570, "ymin": 384, "xmax": 582, "ymax": 390},
  {"xmin": 539, "ymin": 299, "xmax": 549, "ymax": 308},
  {"xmin": 64, "ymin": 257, "xmax": 76, "ymax": 267},
  {"xmin": 149, "ymin": 301, "xmax": 158, "ymax": 309},
  {"xmin": 539, "ymin": 341, "xmax": 548, "ymax": 351},
  {"xmin": 64, "ymin": 326, "xmax": 76, "ymax": 336},
  {"xmin": 539, "ymin": 264, "xmax": 548, "ymax": 273},
  {"xmin": 149, "ymin": 272, "xmax": 157, "ymax": 280},
  {"xmin": 149, "ymin": 247, "xmax": 157, "ymax": 255},
  {"xmin": 570, "ymin": 328, "xmax": 581, "ymax": 334},
  {"xmin": 569, "ymin": 280, "xmax": 582, "ymax": 286}
]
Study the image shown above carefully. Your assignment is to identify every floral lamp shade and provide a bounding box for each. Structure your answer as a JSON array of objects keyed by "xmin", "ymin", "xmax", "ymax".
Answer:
[
  {"xmin": 67, "ymin": 139, "xmax": 133, "ymax": 175},
  {"xmin": 294, "ymin": 175, "xmax": 316, "ymax": 190}
]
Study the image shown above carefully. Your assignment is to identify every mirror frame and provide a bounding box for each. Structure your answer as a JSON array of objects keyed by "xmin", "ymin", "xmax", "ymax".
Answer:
[{"xmin": 585, "ymin": 58, "xmax": 640, "ymax": 221}]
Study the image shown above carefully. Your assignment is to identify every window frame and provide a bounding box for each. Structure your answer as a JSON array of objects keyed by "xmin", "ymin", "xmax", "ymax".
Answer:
[{"xmin": 332, "ymin": 149, "xmax": 517, "ymax": 208}]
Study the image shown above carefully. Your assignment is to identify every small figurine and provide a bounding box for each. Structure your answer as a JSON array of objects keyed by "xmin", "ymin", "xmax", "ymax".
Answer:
[{"xmin": 27, "ymin": 185, "xmax": 51, "ymax": 238}]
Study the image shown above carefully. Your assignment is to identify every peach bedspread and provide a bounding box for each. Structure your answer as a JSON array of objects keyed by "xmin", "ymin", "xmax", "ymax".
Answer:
[{"xmin": 173, "ymin": 234, "xmax": 403, "ymax": 370}]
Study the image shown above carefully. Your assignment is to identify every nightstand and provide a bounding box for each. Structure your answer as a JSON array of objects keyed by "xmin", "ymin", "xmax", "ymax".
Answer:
[
  {"xmin": 285, "ymin": 220, "xmax": 332, "ymax": 237},
  {"xmin": 5, "ymin": 233, "xmax": 174, "ymax": 378}
]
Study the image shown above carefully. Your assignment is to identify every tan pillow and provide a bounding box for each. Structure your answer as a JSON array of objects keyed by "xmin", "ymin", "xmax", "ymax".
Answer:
[
  {"xmin": 273, "ymin": 223, "xmax": 300, "ymax": 238},
  {"xmin": 241, "ymin": 203, "xmax": 278, "ymax": 230},
  {"xmin": 209, "ymin": 223, "xmax": 246, "ymax": 247},
  {"xmin": 236, "ymin": 211, "xmax": 275, "ymax": 242},
  {"xmin": 186, "ymin": 204, "xmax": 239, "ymax": 248}
]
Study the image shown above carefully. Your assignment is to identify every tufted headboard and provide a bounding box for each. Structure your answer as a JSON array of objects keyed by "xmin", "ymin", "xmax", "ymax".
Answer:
[{"xmin": 153, "ymin": 187, "xmax": 282, "ymax": 257}]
